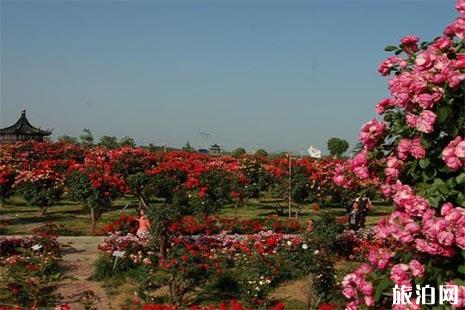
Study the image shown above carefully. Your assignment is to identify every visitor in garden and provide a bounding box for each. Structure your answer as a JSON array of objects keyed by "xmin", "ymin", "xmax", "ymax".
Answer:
[
  {"xmin": 348, "ymin": 197, "xmax": 360, "ymax": 230},
  {"xmin": 135, "ymin": 209, "xmax": 151, "ymax": 238},
  {"xmin": 359, "ymin": 196, "xmax": 372, "ymax": 228}
]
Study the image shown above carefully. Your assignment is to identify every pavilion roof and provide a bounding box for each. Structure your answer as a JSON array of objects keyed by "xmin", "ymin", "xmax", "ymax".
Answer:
[{"xmin": 0, "ymin": 110, "xmax": 52, "ymax": 136}]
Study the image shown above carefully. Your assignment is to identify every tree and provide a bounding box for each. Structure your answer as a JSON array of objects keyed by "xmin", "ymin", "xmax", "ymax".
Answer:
[
  {"xmin": 57, "ymin": 135, "xmax": 78, "ymax": 144},
  {"xmin": 66, "ymin": 149, "xmax": 127, "ymax": 233},
  {"xmin": 14, "ymin": 161, "xmax": 64, "ymax": 215},
  {"xmin": 327, "ymin": 137, "xmax": 349, "ymax": 158},
  {"xmin": 255, "ymin": 149, "xmax": 268, "ymax": 157},
  {"xmin": 119, "ymin": 136, "xmax": 136, "ymax": 147},
  {"xmin": 80, "ymin": 128, "xmax": 94, "ymax": 148},
  {"xmin": 182, "ymin": 142, "xmax": 194, "ymax": 152},
  {"xmin": 232, "ymin": 147, "xmax": 246, "ymax": 157},
  {"xmin": 98, "ymin": 135, "xmax": 118, "ymax": 149}
]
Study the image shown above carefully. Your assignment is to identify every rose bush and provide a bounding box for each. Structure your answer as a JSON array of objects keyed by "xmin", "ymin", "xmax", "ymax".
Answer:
[{"xmin": 342, "ymin": 1, "xmax": 465, "ymax": 308}]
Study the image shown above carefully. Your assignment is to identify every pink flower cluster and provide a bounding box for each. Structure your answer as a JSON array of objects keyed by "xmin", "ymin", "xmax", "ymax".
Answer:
[
  {"xmin": 343, "ymin": 1, "xmax": 465, "ymax": 308},
  {"xmin": 342, "ymin": 264, "xmax": 374, "ymax": 309},
  {"xmin": 397, "ymin": 137, "xmax": 426, "ymax": 160},
  {"xmin": 376, "ymin": 211, "xmax": 421, "ymax": 243},
  {"xmin": 385, "ymin": 156, "xmax": 403, "ymax": 181},
  {"xmin": 405, "ymin": 110, "xmax": 437, "ymax": 133},
  {"xmin": 415, "ymin": 203, "xmax": 465, "ymax": 256},
  {"xmin": 348, "ymin": 149, "xmax": 370, "ymax": 180},
  {"xmin": 442, "ymin": 136, "xmax": 465, "ymax": 171},
  {"xmin": 389, "ymin": 259, "xmax": 425, "ymax": 287},
  {"xmin": 359, "ymin": 119, "xmax": 386, "ymax": 149},
  {"xmin": 367, "ymin": 247, "xmax": 393, "ymax": 270}
]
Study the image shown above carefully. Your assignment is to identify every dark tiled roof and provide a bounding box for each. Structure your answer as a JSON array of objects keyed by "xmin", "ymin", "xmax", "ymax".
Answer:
[{"xmin": 0, "ymin": 110, "xmax": 52, "ymax": 135}]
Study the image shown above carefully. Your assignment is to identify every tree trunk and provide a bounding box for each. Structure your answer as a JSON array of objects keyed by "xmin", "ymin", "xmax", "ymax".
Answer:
[
  {"xmin": 138, "ymin": 193, "xmax": 149, "ymax": 210},
  {"xmin": 90, "ymin": 208, "xmax": 97, "ymax": 234},
  {"xmin": 41, "ymin": 206, "xmax": 48, "ymax": 216},
  {"xmin": 160, "ymin": 234, "xmax": 167, "ymax": 258}
]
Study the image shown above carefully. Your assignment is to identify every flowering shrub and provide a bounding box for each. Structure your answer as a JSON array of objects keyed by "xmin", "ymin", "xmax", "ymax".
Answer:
[
  {"xmin": 66, "ymin": 148, "xmax": 128, "ymax": 233},
  {"xmin": 14, "ymin": 160, "xmax": 65, "ymax": 215},
  {"xmin": 96, "ymin": 222, "xmax": 337, "ymax": 306},
  {"xmin": 342, "ymin": 1, "xmax": 465, "ymax": 308},
  {"xmin": 135, "ymin": 300, "xmax": 285, "ymax": 310},
  {"xmin": 0, "ymin": 164, "xmax": 16, "ymax": 205},
  {"xmin": 0, "ymin": 227, "xmax": 61, "ymax": 307},
  {"xmin": 103, "ymin": 214, "xmax": 139, "ymax": 235},
  {"xmin": 166, "ymin": 215, "xmax": 303, "ymax": 236}
]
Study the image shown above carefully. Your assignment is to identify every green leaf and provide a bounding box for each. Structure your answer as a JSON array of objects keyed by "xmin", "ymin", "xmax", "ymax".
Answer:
[
  {"xmin": 419, "ymin": 159, "xmax": 430, "ymax": 169},
  {"xmin": 459, "ymin": 264, "xmax": 465, "ymax": 274},
  {"xmin": 384, "ymin": 45, "xmax": 399, "ymax": 52},
  {"xmin": 457, "ymin": 195, "xmax": 465, "ymax": 207},
  {"xmin": 456, "ymin": 173, "xmax": 465, "ymax": 184},
  {"xmin": 437, "ymin": 106, "xmax": 451, "ymax": 124},
  {"xmin": 374, "ymin": 276, "xmax": 392, "ymax": 302},
  {"xmin": 438, "ymin": 184, "xmax": 450, "ymax": 195}
]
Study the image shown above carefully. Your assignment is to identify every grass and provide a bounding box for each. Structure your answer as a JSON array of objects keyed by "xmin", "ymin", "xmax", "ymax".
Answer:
[
  {"xmin": 0, "ymin": 196, "xmax": 393, "ymax": 236},
  {"xmin": 0, "ymin": 196, "xmax": 139, "ymax": 235}
]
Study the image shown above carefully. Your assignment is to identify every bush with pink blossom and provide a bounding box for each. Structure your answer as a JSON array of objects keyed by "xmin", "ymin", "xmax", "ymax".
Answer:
[{"xmin": 343, "ymin": 0, "xmax": 465, "ymax": 308}]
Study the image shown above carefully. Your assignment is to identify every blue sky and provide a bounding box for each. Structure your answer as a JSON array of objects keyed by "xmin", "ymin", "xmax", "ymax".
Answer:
[{"xmin": 0, "ymin": 0, "xmax": 457, "ymax": 153}]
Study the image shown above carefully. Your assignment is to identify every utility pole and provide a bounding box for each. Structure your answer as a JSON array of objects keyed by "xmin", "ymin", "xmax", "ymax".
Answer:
[
  {"xmin": 163, "ymin": 137, "xmax": 168, "ymax": 152},
  {"xmin": 288, "ymin": 152, "xmax": 292, "ymax": 219},
  {"xmin": 300, "ymin": 144, "xmax": 304, "ymax": 158}
]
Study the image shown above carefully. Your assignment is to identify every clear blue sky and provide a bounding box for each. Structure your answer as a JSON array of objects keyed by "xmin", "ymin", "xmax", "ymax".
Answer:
[{"xmin": 0, "ymin": 0, "xmax": 456, "ymax": 153}]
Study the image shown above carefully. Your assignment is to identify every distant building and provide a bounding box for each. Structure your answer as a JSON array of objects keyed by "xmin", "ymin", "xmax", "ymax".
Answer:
[
  {"xmin": 0, "ymin": 110, "xmax": 52, "ymax": 144},
  {"xmin": 209, "ymin": 143, "xmax": 223, "ymax": 155}
]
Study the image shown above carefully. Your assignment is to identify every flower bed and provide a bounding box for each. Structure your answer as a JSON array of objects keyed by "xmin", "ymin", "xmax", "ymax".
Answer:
[{"xmin": 0, "ymin": 226, "xmax": 62, "ymax": 307}]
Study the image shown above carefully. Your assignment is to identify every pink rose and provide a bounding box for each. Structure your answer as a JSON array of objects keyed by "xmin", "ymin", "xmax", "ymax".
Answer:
[
  {"xmin": 457, "ymin": 0, "xmax": 465, "ymax": 14},
  {"xmin": 433, "ymin": 36, "xmax": 452, "ymax": 50},
  {"xmin": 410, "ymin": 138, "xmax": 426, "ymax": 159},
  {"xmin": 438, "ymin": 231, "xmax": 455, "ymax": 246},
  {"xmin": 415, "ymin": 93, "xmax": 434, "ymax": 109},
  {"xmin": 415, "ymin": 51, "xmax": 434, "ymax": 69},
  {"xmin": 359, "ymin": 119, "xmax": 386, "ymax": 149},
  {"xmin": 390, "ymin": 264, "xmax": 410, "ymax": 284},
  {"xmin": 342, "ymin": 287, "xmax": 357, "ymax": 299},
  {"xmin": 408, "ymin": 260, "xmax": 425, "ymax": 277},
  {"xmin": 455, "ymin": 141, "xmax": 465, "ymax": 158}
]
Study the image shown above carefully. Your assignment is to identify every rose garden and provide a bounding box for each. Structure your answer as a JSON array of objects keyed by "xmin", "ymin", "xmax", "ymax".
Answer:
[{"xmin": 1, "ymin": 1, "xmax": 465, "ymax": 309}]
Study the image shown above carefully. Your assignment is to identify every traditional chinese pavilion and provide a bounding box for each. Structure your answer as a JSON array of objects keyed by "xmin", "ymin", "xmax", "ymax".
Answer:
[
  {"xmin": 209, "ymin": 143, "xmax": 223, "ymax": 155},
  {"xmin": 0, "ymin": 110, "xmax": 52, "ymax": 144}
]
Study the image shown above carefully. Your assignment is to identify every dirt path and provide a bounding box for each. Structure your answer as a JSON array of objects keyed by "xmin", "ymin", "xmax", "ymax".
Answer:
[{"xmin": 56, "ymin": 236, "xmax": 113, "ymax": 310}]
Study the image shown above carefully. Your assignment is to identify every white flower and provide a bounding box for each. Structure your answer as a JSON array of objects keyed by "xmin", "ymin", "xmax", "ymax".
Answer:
[
  {"xmin": 259, "ymin": 281, "xmax": 264, "ymax": 285},
  {"xmin": 266, "ymin": 279, "xmax": 271, "ymax": 284},
  {"xmin": 302, "ymin": 244, "xmax": 309, "ymax": 250},
  {"xmin": 286, "ymin": 241, "xmax": 292, "ymax": 246},
  {"xmin": 314, "ymin": 250, "xmax": 320, "ymax": 255}
]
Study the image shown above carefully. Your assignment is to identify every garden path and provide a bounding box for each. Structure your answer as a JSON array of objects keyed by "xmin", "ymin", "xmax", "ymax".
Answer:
[{"xmin": 56, "ymin": 236, "xmax": 113, "ymax": 310}]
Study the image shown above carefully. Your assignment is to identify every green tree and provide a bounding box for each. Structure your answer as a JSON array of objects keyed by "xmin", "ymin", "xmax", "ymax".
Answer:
[
  {"xmin": 98, "ymin": 135, "xmax": 118, "ymax": 149},
  {"xmin": 119, "ymin": 136, "xmax": 136, "ymax": 147},
  {"xmin": 232, "ymin": 147, "xmax": 246, "ymax": 157},
  {"xmin": 182, "ymin": 141, "xmax": 194, "ymax": 152},
  {"xmin": 255, "ymin": 149, "xmax": 268, "ymax": 157},
  {"xmin": 327, "ymin": 137, "xmax": 349, "ymax": 157},
  {"xmin": 80, "ymin": 128, "xmax": 94, "ymax": 148},
  {"xmin": 57, "ymin": 135, "xmax": 78, "ymax": 144}
]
